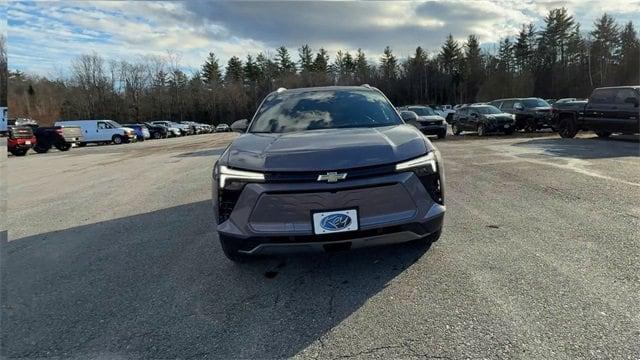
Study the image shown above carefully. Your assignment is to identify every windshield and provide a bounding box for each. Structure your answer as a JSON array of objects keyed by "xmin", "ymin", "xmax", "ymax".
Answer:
[
  {"xmin": 522, "ymin": 99, "xmax": 550, "ymax": 108},
  {"xmin": 249, "ymin": 89, "xmax": 402, "ymax": 133},
  {"xmin": 410, "ymin": 107, "xmax": 436, "ymax": 116},
  {"xmin": 476, "ymin": 106, "xmax": 502, "ymax": 114}
]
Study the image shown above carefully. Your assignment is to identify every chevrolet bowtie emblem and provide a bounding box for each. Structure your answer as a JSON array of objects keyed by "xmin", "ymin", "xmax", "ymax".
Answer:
[{"xmin": 317, "ymin": 171, "xmax": 347, "ymax": 182}]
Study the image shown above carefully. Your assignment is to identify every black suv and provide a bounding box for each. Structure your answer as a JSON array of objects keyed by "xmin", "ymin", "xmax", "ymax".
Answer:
[
  {"xmin": 397, "ymin": 106, "xmax": 447, "ymax": 139},
  {"xmin": 489, "ymin": 98, "xmax": 552, "ymax": 131},
  {"xmin": 553, "ymin": 86, "xmax": 639, "ymax": 138},
  {"xmin": 451, "ymin": 105, "xmax": 516, "ymax": 136}
]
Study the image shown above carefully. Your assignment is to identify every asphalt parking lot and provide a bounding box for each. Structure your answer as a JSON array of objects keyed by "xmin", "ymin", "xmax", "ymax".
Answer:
[{"xmin": 2, "ymin": 132, "xmax": 639, "ymax": 359}]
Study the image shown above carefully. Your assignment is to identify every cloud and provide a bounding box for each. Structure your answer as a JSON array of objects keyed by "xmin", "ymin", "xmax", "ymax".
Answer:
[{"xmin": 7, "ymin": 1, "xmax": 640, "ymax": 76}]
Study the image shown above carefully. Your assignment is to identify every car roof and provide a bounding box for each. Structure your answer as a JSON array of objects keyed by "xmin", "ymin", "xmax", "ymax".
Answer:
[{"xmin": 271, "ymin": 85, "xmax": 381, "ymax": 95}]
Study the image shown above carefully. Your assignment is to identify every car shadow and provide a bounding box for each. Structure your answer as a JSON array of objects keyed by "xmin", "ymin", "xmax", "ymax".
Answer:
[
  {"xmin": 1, "ymin": 201, "xmax": 431, "ymax": 359},
  {"xmin": 512, "ymin": 135, "xmax": 640, "ymax": 159}
]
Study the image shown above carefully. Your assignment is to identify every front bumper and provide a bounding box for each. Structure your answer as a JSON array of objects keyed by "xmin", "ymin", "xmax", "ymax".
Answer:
[
  {"xmin": 416, "ymin": 123, "xmax": 447, "ymax": 136},
  {"xmin": 215, "ymin": 170, "xmax": 445, "ymax": 254}
]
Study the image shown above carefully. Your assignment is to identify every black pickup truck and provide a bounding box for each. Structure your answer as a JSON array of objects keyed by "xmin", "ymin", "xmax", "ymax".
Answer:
[
  {"xmin": 552, "ymin": 86, "xmax": 640, "ymax": 138},
  {"xmin": 23, "ymin": 124, "xmax": 84, "ymax": 153}
]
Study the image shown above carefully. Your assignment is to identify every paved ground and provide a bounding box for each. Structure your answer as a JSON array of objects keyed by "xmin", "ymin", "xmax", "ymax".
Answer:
[{"xmin": 2, "ymin": 132, "xmax": 639, "ymax": 359}]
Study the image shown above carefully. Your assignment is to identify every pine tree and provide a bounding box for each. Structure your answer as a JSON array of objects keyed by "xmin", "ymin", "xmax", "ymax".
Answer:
[
  {"xmin": 354, "ymin": 49, "xmax": 370, "ymax": 84},
  {"xmin": 312, "ymin": 48, "xmax": 330, "ymax": 73},
  {"xmin": 590, "ymin": 13, "xmax": 620, "ymax": 85},
  {"xmin": 243, "ymin": 55, "xmax": 261, "ymax": 84},
  {"xmin": 617, "ymin": 21, "xmax": 640, "ymax": 84},
  {"xmin": 464, "ymin": 35, "xmax": 483, "ymax": 101},
  {"xmin": 225, "ymin": 56, "xmax": 244, "ymax": 83},
  {"xmin": 439, "ymin": 34, "xmax": 463, "ymax": 75},
  {"xmin": 298, "ymin": 44, "xmax": 314, "ymax": 73},
  {"xmin": 201, "ymin": 52, "xmax": 222, "ymax": 85},
  {"xmin": 380, "ymin": 46, "xmax": 398, "ymax": 80},
  {"xmin": 275, "ymin": 46, "xmax": 296, "ymax": 76}
]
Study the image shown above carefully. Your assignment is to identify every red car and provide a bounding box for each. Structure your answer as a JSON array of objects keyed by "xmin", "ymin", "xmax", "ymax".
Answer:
[{"xmin": 7, "ymin": 125, "xmax": 37, "ymax": 156}]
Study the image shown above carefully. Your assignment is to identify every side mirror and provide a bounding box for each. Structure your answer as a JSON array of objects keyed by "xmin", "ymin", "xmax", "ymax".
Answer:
[
  {"xmin": 230, "ymin": 119, "xmax": 249, "ymax": 133},
  {"xmin": 514, "ymin": 104, "xmax": 524, "ymax": 111},
  {"xmin": 624, "ymin": 97, "xmax": 639, "ymax": 107}
]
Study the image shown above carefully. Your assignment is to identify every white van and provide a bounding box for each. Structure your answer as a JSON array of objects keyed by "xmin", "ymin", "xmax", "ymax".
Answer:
[{"xmin": 55, "ymin": 120, "xmax": 136, "ymax": 145}]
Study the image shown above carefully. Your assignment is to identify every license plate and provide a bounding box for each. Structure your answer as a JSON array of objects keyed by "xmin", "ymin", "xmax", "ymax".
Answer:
[
  {"xmin": 312, "ymin": 209, "xmax": 359, "ymax": 235},
  {"xmin": 25, "ymin": 141, "xmax": 31, "ymax": 145}
]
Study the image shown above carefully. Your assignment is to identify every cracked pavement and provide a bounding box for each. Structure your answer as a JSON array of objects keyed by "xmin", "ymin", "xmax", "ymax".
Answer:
[{"xmin": 2, "ymin": 132, "xmax": 639, "ymax": 359}]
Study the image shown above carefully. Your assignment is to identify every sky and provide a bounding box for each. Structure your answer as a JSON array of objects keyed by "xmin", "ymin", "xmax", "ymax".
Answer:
[{"xmin": 4, "ymin": 0, "xmax": 640, "ymax": 77}]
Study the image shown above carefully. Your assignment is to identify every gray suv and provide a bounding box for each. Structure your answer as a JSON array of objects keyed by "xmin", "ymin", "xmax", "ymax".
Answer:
[{"xmin": 212, "ymin": 86, "xmax": 446, "ymax": 261}]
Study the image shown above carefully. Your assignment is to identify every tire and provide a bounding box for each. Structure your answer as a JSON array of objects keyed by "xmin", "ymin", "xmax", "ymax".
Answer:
[
  {"xmin": 595, "ymin": 130, "xmax": 611, "ymax": 138},
  {"xmin": 452, "ymin": 123, "xmax": 461, "ymax": 135},
  {"xmin": 504, "ymin": 128, "xmax": 515, "ymax": 135},
  {"xmin": 557, "ymin": 116, "xmax": 578, "ymax": 138},
  {"xmin": 219, "ymin": 234, "xmax": 253, "ymax": 263},
  {"xmin": 78, "ymin": 142, "xmax": 87, "ymax": 147},
  {"xmin": 523, "ymin": 119, "xmax": 537, "ymax": 133},
  {"xmin": 10, "ymin": 149, "xmax": 28, "ymax": 156},
  {"xmin": 477, "ymin": 123, "xmax": 486, "ymax": 136},
  {"xmin": 153, "ymin": 132, "xmax": 162, "ymax": 140},
  {"xmin": 112, "ymin": 135, "xmax": 123, "ymax": 145},
  {"xmin": 437, "ymin": 130, "xmax": 446, "ymax": 139},
  {"xmin": 33, "ymin": 144, "xmax": 50, "ymax": 153},
  {"xmin": 55, "ymin": 143, "xmax": 72, "ymax": 151}
]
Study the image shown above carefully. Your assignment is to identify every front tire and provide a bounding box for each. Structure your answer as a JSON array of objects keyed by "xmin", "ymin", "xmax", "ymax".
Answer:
[
  {"xmin": 34, "ymin": 144, "xmax": 50, "ymax": 153},
  {"xmin": 452, "ymin": 123, "xmax": 461, "ymax": 135},
  {"xmin": 477, "ymin": 123, "xmax": 486, "ymax": 136},
  {"xmin": 112, "ymin": 135, "xmax": 123, "ymax": 145},
  {"xmin": 56, "ymin": 143, "xmax": 72, "ymax": 151},
  {"xmin": 219, "ymin": 234, "xmax": 252, "ymax": 263},
  {"xmin": 437, "ymin": 130, "xmax": 446, "ymax": 139},
  {"xmin": 557, "ymin": 117, "xmax": 578, "ymax": 138},
  {"xmin": 595, "ymin": 130, "xmax": 611, "ymax": 138},
  {"xmin": 153, "ymin": 132, "xmax": 162, "ymax": 139}
]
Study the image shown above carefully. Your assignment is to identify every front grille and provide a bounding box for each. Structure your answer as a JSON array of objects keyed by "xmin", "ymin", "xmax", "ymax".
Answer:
[
  {"xmin": 264, "ymin": 163, "xmax": 396, "ymax": 183},
  {"xmin": 420, "ymin": 120, "xmax": 443, "ymax": 125}
]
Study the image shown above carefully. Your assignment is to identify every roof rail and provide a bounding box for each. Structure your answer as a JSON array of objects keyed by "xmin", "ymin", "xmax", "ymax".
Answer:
[
  {"xmin": 361, "ymin": 84, "xmax": 371, "ymax": 88},
  {"xmin": 276, "ymin": 87, "xmax": 287, "ymax": 93}
]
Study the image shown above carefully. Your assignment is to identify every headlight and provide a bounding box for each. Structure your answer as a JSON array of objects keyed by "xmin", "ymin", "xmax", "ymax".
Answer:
[
  {"xmin": 217, "ymin": 165, "xmax": 264, "ymax": 188},
  {"xmin": 395, "ymin": 151, "xmax": 437, "ymax": 173}
]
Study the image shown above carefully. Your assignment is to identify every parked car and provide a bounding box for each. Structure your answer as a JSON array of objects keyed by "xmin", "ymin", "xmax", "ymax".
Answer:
[
  {"xmin": 450, "ymin": 105, "xmax": 516, "ymax": 136},
  {"xmin": 397, "ymin": 105, "xmax": 447, "ymax": 139},
  {"xmin": 489, "ymin": 97, "xmax": 552, "ymax": 131},
  {"xmin": 554, "ymin": 98, "xmax": 582, "ymax": 104},
  {"xmin": 55, "ymin": 120, "xmax": 136, "ymax": 145},
  {"xmin": 143, "ymin": 122, "xmax": 169, "ymax": 139},
  {"xmin": 215, "ymin": 123, "xmax": 231, "ymax": 132},
  {"xmin": 24, "ymin": 124, "xmax": 84, "ymax": 153},
  {"xmin": 151, "ymin": 121, "xmax": 182, "ymax": 137},
  {"xmin": 552, "ymin": 86, "xmax": 639, "ymax": 138},
  {"xmin": 123, "ymin": 124, "xmax": 151, "ymax": 141},
  {"xmin": 7, "ymin": 125, "xmax": 36, "ymax": 156},
  {"xmin": 213, "ymin": 85, "xmax": 445, "ymax": 262}
]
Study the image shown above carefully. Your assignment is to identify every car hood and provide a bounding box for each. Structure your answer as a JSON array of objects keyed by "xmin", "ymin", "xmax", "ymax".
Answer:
[
  {"xmin": 530, "ymin": 107, "xmax": 551, "ymax": 111},
  {"xmin": 223, "ymin": 125, "xmax": 431, "ymax": 172},
  {"xmin": 417, "ymin": 115, "xmax": 445, "ymax": 122}
]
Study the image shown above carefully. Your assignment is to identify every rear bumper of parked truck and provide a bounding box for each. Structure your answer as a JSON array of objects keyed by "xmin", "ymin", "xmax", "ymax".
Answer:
[{"xmin": 214, "ymin": 170, "xmax": 445, "ymax": 255}]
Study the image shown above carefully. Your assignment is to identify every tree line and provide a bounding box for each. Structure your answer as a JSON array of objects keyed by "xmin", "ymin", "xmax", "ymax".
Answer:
[{"xmin": 5, "ymin": 9, "xmax": 639, "ymax": 126}]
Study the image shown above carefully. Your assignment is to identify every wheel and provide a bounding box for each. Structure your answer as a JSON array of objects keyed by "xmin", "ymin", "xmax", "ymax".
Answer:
[
  {"xmin": 153, "ymin": 132, "xmax": 162, "ymax": 139},
  {"xmin": 33, "ymin": 144, "xmax": 50, "ymax": 153},
  {"xmin": 504, "ymin": 128, "xmax": 515, "ymax": 135},
  {"xmin": 137, "ymin": 135, "xmax": 145, "ymax": 142},
  {"xmin": 55, "ymin": 143, "xmax": 72, "ymax": 151},
  {"xmin": 112, "ymin": 135, "xmax": 123, "ymax": 145},
  {"xmin": 78, "ymin": 142, "xmax": 87, "ymax": 147},
  {"xmin": 523, "ymin": 119, "xmax": 537, "ymax": 133},
  {"xmin": 477, "ymin": 123, "xmax": 486, "ymax": 136},
  {"xmin": 595, "ymin": 130, "xmax": 611, "ymax": 138},
  {"xmin": 437, "ymin": 130, "xmax": 446, "ymax": 139},
  {"xmin": 452, "ymin": 123, "xmax": 461, "ymax": 135},
  {"xmin": 10, "ymin": 149, "xmax": 28, "ymax": 156},
  {"xmin": 557, "ymin": 117, "xmax": 578, "ymax": 138},
  {"xmin": 219, "ymin": 234, "xmax": 253, "ymax": 263}
]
